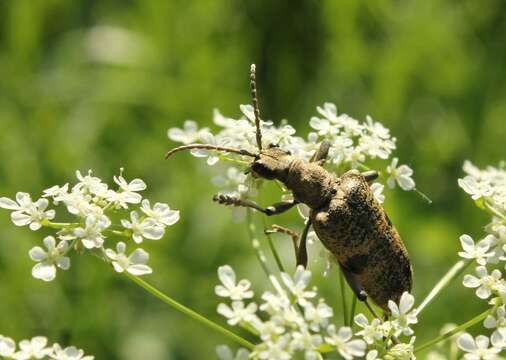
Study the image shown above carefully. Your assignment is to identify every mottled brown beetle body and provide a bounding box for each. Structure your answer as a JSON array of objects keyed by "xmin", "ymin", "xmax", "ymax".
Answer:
[{"xmin": 255, "ymin": 148, "xmax": 413, "ymax": 311}]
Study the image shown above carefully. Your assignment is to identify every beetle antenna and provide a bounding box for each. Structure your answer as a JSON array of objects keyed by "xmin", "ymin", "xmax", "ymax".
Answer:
[
  {"xmin": 250, "ymin": 64, "xmax": 263, "ymax": 151},
  {"xmin": 165, "ymin": 144, "xmax": 256, "ymax": 160}
]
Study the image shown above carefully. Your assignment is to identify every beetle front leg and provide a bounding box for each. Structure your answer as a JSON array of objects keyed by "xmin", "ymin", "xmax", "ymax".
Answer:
[
  {"xmin": 310, "ymin": 140, "xmax": 331, "ymax": 165},
  {"xmin": 213, "ymin": 194, "xmax": 298, "ymax": 216},
  {"xmin": 265, "ymin": 219, "xmax": 312, "ymax": 268}
]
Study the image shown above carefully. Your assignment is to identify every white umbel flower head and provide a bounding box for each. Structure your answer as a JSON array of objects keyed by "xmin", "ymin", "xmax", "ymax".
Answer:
[
  {"xmin": 387, "ymin": 158, "xmax": 415, "ymax": 191},
  {"xmin": 29, "ymin": 236, "xmax": 70, "ymax": 282},
  {"xmin": 324, "ymin": 325, "xmax": 366, "ymax": 360},
  {"xmin": 140, "ymin": 199, "xmax": 180, "ymax": 227},
  {"xmin": 105, "ymin": 241, "xmax": 152, "ymax": 275},
  {"xmin": 215, "ymin": 265, "xmax": 254, "ymax": 301},
  {"xmin": 354, "ymin": 314, "xmax": 383, "ymax": 344},
  {"xmin": 217, "ymin": 301, "xmax": 258, "ymax": 326},
  {"xmin": 280, "ymin": 265, "xmax": 316, "ymax": 306},
  {"xmin": 463, "ymin": 266, "xmax": 503, "ymax": 299},
  {"xmin": 0, "ymin": 192, "xmax": 55, "ymax": 230},
  {"xmin": 73, "ymin": 214, "xmax": 111, "ymax": 249},
  {"xmin": 458, "ymin": 234, "xmax": 494, "ymax": 265},
  {"xmin": 13, "ymin": 336, "xmax": 52, "ymax": 360},
  {"xmin": 388, "ymin": 292, "xmax": 418, "ymax": 336},
  {"xmin": 52, "ymin": 344, "xmax": 94, "ymax": 360},
  {"xmin": 112, "ymin": 174, "xmax": 146, "ymax": 205}
]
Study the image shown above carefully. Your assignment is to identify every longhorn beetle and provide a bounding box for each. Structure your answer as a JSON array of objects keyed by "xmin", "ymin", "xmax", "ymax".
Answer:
[{"xmin": 165, "ymin": 65, "xmax": 412, "ymax": 315}]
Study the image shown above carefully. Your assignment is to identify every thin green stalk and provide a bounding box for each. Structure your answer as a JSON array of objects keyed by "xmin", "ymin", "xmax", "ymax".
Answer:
[
  {"xmin": 43, "ymin": 220, "xmax": 79, "ymax": 229},
  {"xmin": 261, "ymin": 216, "xmax": 285, "ymax": 273},
  {"xmin": 484, "ymin": 201, "xmax": 505, "ymax": 220},
  {"xmin": 416, "ymin": 259, "xmax": 472, "ymax": 316},
  {"xmin": 414, "ymin": 307, "xmax": 493, "ymax": 353},
  {"xmin": 125, "ymin": 273, "xmax": 255, "ymax": 351},
  {"xmin": 246, "ymin": 209, "xmax": 271, "ymax": 277},
  {"xmin": 339, "ymin": 269, "xmax": 349, "ymax": 326},
  {"xmin": 349, "ymin": 295, "xmax": 357, "ymax": 329}
]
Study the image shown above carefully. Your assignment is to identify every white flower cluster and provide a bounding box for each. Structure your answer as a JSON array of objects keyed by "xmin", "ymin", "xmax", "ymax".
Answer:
[
  {"xmin": 215, "ymin": 265, "xmax": 418, "ymax": 360},
  {"xmin": 0, "ymin": 170, "xmax": 180, "ymax": 281},
  {"xmin": 457, "ymin": 161, "xmax": 506, "ymax": 358},
  {"xmin": 0, "ymin": 335, "xmax": 93, "ymax": 360},
  {"xmin": 168, "ymin": 103, "xmax": 416, "ymax": 203}
]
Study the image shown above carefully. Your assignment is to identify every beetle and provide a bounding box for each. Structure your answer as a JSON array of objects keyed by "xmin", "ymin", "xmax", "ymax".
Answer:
[{"xmin": 165, "ymin": 64, "xmax": 412, "ymax": 314}]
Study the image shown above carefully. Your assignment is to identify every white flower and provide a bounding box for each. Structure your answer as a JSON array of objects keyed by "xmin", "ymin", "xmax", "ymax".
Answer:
[
  {"xmin": 140, "ymin": 199, "xmax": 180, "ymax": 226},
  {"xmin": 458, "ymin": 234, "xmax": 494, "ymax": 265},
  {"xmin": 0, "ymin": 335, "xmax": 16, "ymax": 357},
  {"xmin": 51, "ymin": 344, "xmax": 94, "ymax": 360},
  {"xmin": 458, "ymin": 176, "xmax": 494, "ymax": 201},
  {"xmin": 43, "ymin": 184, "xmax": 69, "ymax": 202},
  {"xmin": 215, "ymin": 265, "xmax": 254, "ymax": 301},
  {"xmin": 255, "ymin": 335, "xmax": 292, "ymax": 360},
  {"xmin": 385, "ymin": 336, "xmax": 416, "ymax": 359},
  {"xmin": 280, "ymin": 265, "xmax": 316, "ymax": 306},
  {"xmin": 290, "ymin": 330, "xmax": 322, "ymax": 359},
  {"xmin": 324, "ymin": 325, "xmax": 366, "ymax": 360},
  {"xmin": 317, "ymin": 102, "xmax": 339, "ymax": 123},
  {"xmin": 168, "ymin": 120, "xmax": 202, "ymax": 144},
  {"xmin": 112, "ymin": 175, "xmax": 146, "ymax": 205},
  {"xmin": 463, "ymin": 266, "xmax": 503, "ymax": 299},
  {"xmin": 75, "ymin": 170, "xmax": 108, "ymax": 197},
  {"xmin": 484, "ymin": 305, "xmax": 506, "ymax": 343},
  {"xmin": 13, "ymin": 336, "xmax": 52, "ymax": 360},
  {"xmin": 215, "ymin": 345, "xmax": 249, "ymax": 360},
  {"xmin": 457, "ymin": 333, "xmax": 502, "ymax": 359},
  {"xmin": 387, "ymin": 158, "xmax": 415, "ymax": 191},
  {"xmin": 217, "ymin": 301, "xmax": 258, "ymax": 326},
  {"xmin": 354, "ymin": 314, "xmax": 383, "ymax": 344},
  {"xmin": 304, "ymin": 299, "xmax": 333, "ymax": 331},
  {"xmin": 121, "ymin": 211, "xmax": 164, "ymax": 243},
  {"xmin": 73, "ymin": 214, "xmax": 111, "ymax": 249},
  {"xmin": 0, "ymin": 192, "xmax": 55, "ymax": 230},
  {"xmin": 388, "ymin": 292, "xmax": 418, "ymax": 336},
  {"xmin": 212, "ymin": 167, "xmax": 249, "ymax": 196},
  {"xmin": 371, "ymin": 183, "xmax": 385, "ymax": 204},
  {"xmin": 29, "ymin": 236, "xmax": 70, "ymax": 282},
  {"xmin": 105, "ymin": 242, "xmax": 152, "ymax": 275}
]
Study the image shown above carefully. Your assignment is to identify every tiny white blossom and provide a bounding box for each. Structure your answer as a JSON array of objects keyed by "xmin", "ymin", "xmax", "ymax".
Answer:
[
  {"xmin": 325, "ymin": 325, "xmax": 366, "ymax": 360},
  {"xmin": 385, "ymin": 336, "xmax": 416, "ymax": 359},
  {"xmin": 304, "ymin": 299, "xmax": 333, "ymax": 331},
  {"xmin": 217, "ymin": 301, "xmax": 258, "ymax": 326},
  {"xmin": 29, "ymin": 236, "xmax": 70, "ymax": 282},
  {"xmin": 105, "ymin": 241, "xmax": 152, "ymax": 275},
  {"xmin": 42, "ymin": 184, "xmax": 69, "ymax": 202},
  {"xmin": 75, "ymin": 170, "xmax": 108, "ymax": 197},
  {"xmin": 215, "ymin": 265, "xmax": 254, "ymax": 300},
  {"xmin": 371, "ymin": 183, "xmax": 385, "ymax": 204},
  {"xmin": 215, "ymin": 345, "xmax": 249, "ymax": 360},
  {"xmin": 280, "ymin": 265, "xmax": 316, "ymax": 306},
  {"xmin": 73, "ymin": 214, "xmax": 111, "ymax": 249},
  {"xmin": 387, "ymin": 158, "xmax": 415, "ymax": 191},
  {"xmin": 458, "ymin": 234, "xmax": 494, "ymax": 265},
  {"xmin": 463, "ymin": 266, "xmax": 503, "ymax": 299},
  {"xmin": 0, "ymin": 335, "xmax": 16, "ymax": 357},
  {"xmin": 112, "ymin": 175, "xmax": 146, "ymax": 205},
  {"xmin": 354, "ymin": 314, "xmax": 383, "ymax": 344},
  {"xmin": 458, "ymin": 176, "xmax": 494, "ymax": 201},
  {"xmin": 255, "ymin": 335, "xmax": 292, "ymax": 360},
  {"xmin": 388, "ymin": 292, "xmax": 418, "ymax": 336},
  {"xmin": 168, "ymin": 120, "xmax": 202, "ymax": 144},
  {"xmin": 140, "ymin": 199, "xmax": 180, "ymax": 226},
  {"xmin": 0, "ymin": 192, "xmax": 55, "ymax": 230},
  {"xmin": 51, "ymin": 344, "xmax": 94, "ymax": 360},
  {"xmin": 121, "ymin": 211, "xmax": 164, "ymax": 243},
  {"xmin": 457, "ymin": 333, "xmax": 502, "ymax": 360},
  {"xmin": 13, "ymin": 336, "xmax": 52, "ymax": 360},
  {"xmin": 484, "ymin": 305, "xmax": 506, "ymax": 343}
]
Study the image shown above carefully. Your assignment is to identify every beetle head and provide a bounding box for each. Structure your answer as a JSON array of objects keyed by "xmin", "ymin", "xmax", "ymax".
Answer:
[{"xmin": 250, "ymin": 144, "xmax": 292, "ymax": 180}]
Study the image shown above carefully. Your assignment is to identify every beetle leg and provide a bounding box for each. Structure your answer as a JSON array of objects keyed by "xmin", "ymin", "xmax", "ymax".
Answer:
[
  {"xmin": 213, "ymin": 194, "xmax": 298, "ymax": 216},
  {"xmin": 361, "ymin": 170, "xmax": 379, "ymax": 183},
  {"xmin": 339, "ymin": 264, "xmax": 380, "ymax": 319},
  {"xmin": 310, "ymin": 140, "xmax": 331, "ymax": 164},
  {"xmin": 296, "ymin": 219, "xmax": 311, "ymax": 268},
  {"xmin": 265, "ymin": 224, "xmax": 300, "ymax": 259}
]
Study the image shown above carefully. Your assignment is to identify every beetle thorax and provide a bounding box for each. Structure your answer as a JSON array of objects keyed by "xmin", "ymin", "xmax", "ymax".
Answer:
[{"xmin": 284, "ymin": 159, "xmax": 337, "ymax": 209}]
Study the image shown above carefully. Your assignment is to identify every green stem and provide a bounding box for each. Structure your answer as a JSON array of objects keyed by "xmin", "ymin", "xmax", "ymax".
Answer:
[
  {"xmin": 349, "ymin": 295, "xmax": 357, "ymax": 330},
  {"xmin": 246, "ymin": 209, "xmax": 271, "ymax": 277},
  {"xmin": 261, "ymin": 217, "xmax": 285, "ymax": 273},
  {"xmin": 125, "ymin": 273, "xmax": 255, "ymax": 350},
  {"xmin": 484, "ymin": 201, "xmax": 505, "ymax": 220},
  {"xmin": 339, "ymin": 269, "xmax": 349, "ymax": 326},
  {"xmin": 414, "ymin": 307, "xmax": 493, "ymax": 353},
  {"xmin": 416, "ymin": 259, "xmax": 472, "ymax": 316},
  {"xmin": 43, "ymin": 220, "xmax": 80, "ymax": 229}
]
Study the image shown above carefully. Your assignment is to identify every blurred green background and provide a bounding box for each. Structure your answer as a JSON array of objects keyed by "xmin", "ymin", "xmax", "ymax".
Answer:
[{"xmin": 0, "ymin": 0, "xmax": 505, "ymax": 358}]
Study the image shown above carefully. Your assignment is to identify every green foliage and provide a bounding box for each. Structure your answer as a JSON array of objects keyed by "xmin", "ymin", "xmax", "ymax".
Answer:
[{"xmin": 0, "ymin": 0, "xmax": 505, "ymax": 358}]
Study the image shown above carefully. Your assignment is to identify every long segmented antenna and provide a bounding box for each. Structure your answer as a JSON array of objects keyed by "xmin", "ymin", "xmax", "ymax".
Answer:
[
  {"xmin": 250, "ymin": 64, "xmax": 263, "ymax": 150},
  {"xmin": 164, "ymin": 144, "xmax": 256, "ymax": 160}
]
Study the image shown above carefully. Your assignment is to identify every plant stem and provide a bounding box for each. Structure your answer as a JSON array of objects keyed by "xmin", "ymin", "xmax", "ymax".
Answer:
[
  {"xmin": 414, "ymin": 307, "xmax": 493, "ymax": 353},
  {"xmin": 416, "ymin": 259, "xmax": 472, "ymax": 316},
  {"xmin": 339, "ymin": 269, "xmax": 348, "ymax": 326},
  {"xmin": 246, "ymin": 209, "xmax": 271, "ymax": 277},
  {"xmin": 44, "ymin": 220, "xmax": 79, "ymax": 229},
  {"xmin": 261, "ymin": 216, "xmax": 285, "ymax": 273},
  {"xmin": 125, "ymin": 273, "xmax": 255, "ymax": 350}
]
